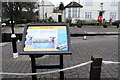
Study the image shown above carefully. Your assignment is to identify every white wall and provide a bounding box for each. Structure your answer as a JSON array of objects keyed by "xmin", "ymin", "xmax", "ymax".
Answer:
[
  {"xmin": 39, "ymin": 5, "xmax": 54, "ymax": 20},
  {"xmin": 64, "ymin": 8, "xmax": 69, "ymax": 19},
  {"xmin": 52, "ymin": 13, "xmax": 64, "ymax": 22},
  {"xmin": 39, "ymin": 6, "xmax": 65, "ymax": 22},
  {"xmin": 118, "ymin": 1, "xmax": 120, "ymax": 20}
]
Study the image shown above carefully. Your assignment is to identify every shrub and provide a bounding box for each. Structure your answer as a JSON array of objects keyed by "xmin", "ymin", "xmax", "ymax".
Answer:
[
  {"xmin": 65, "ymin": 18, "xmax": 72, "ymax": 24},
  {"xmin": 82, "ymin": 19, "xmax": 98, "ymax": 26},
  {"xmin": 16, "ymin": 24, "xmax": 25, "ymax": 27},
  {"xmin": 76, "ymin": 20, "xmax": 82, "ymax": 28},
  {"xmin": 113, "ymin": 20, "xmax": 120, "ymax": 25},
  {"xmin": 47, "ymin": 17, "xmax": 54, "ymax": 23},
  {"xmin": 76, "ymin": 20, "xmax": 82, "ymax": 26}
]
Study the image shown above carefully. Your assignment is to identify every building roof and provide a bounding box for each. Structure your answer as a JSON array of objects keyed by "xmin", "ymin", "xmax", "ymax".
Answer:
[
  {"xmin": 65, "ymin": 1, "xmax": 83, "ymax": 8},
  {"xmin": 39, "ymin": 0, "xmax": 54, "ymax": 6}
]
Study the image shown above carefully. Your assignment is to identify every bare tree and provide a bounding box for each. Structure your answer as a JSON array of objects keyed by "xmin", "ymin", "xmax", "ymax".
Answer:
[{"xmin": 2, "ymin": 2, "xmax": 37, "ymax": 23}]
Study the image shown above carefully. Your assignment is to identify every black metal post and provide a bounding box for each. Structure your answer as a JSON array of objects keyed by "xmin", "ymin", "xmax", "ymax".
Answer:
[
  {"xmin": 90, "ymin": 56, "xmax": 102, "ymax": 80},
  {"xmin": 0, "ymin": 2, "xmax": 2, "ymax": 43},
  {"xmin": 42, "ymin": 0, "xmax": 44, "ymax": 23},
  {"xmin": 60, "ymin": 54, "xmax": 64, "ymax": 80},
  {"xmin": 9, "ymin": 2, "xmax": 17, "ymax": 55},
  {"xmin": 9, "ymin": 2, "xmax": 14, "ymax": 34},
  {"xmin": 30, "ymin": 55, "xmax": 37, "ymax": 80}
]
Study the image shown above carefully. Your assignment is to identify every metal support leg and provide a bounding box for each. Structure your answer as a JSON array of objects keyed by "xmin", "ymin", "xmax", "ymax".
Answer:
[
  {"xmin": 60, "ymin": 54, "xmax": 64, "ymax": 80},
  {"xmin": 30, "ymin": 55, "xmax": 37, "ymax": 80}
]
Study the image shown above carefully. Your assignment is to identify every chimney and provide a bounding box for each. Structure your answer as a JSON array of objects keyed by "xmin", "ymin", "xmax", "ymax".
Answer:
[{"xmin": 78, "ymin": 0, "xmax": 80, "ymax": 3}]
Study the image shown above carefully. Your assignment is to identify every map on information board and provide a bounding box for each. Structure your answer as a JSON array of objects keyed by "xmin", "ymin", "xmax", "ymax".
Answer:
[{"xmin": 24, "ymin": 26, "xmax": 68, "ymax": 51}]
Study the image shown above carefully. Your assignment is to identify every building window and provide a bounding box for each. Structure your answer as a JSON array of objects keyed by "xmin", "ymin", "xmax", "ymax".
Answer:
[
  {"xmin": 110, "ymin": 12, "xmax": 116, "ymax": 20},
  {"xmin": 68, "ymin": 8, "xmax": 80, "ymax": 18},
  {"xmin": 72, "ymin": 8, "xmax": 75, "ymax": 18},
  {"xmin": 86, "ymin": 0, "xmax": 92, "ymax": 6},
  {"xmin": 68, "ymin": 8, "xmax": 71, "ymax": 18},
  {"xmin": 111, "ymin": 0, "xmax": 118, "ymax": 6},
  {"xmin": 72, "ymin": 8, "xmax": 77, "ymax": 18},
  {"xmin": 85, "ymin": 12, "xmax": 92, "ymax": 19},
  {"xmin": 77, "ymin": 8, "xmax": 80, "ymax": 18}
]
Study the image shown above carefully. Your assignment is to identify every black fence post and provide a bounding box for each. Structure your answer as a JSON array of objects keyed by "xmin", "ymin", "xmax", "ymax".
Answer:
[
  {"xmin": 60, "ymin": 54, "xmax": 64, "ymax": 80},
  {"xmin": 90, "ymin": 56, "xmax": 102, "ymax": 80},
  {"xmin": 30, "ymin": 55, "xmax": 37, "ymax": 80}
]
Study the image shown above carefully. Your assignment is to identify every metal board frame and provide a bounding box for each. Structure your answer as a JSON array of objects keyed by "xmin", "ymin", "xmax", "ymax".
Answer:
[{"xmin": 19, "ymin": 23, "xmax": 72, "ymax": 55}]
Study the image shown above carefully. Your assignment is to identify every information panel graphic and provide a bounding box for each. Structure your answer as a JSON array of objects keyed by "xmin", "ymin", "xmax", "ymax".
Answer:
[{"xmin": 24, "ymin": 26, "xmax": 68, "ymax": 51}]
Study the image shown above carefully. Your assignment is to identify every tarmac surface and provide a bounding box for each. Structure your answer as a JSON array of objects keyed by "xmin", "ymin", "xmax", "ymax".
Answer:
[
  {"xmin": 1, "ymin": 26, "xmax": 119, "ymax": 35},
  {"xmin": 1, "ymin": 35, "xmax": 119, "ymax": 80}
]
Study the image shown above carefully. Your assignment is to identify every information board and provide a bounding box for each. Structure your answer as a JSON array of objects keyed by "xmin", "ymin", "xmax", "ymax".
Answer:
[{"xmin": 20, "ymin": 24, "xmax": 72, "ymax": 55}]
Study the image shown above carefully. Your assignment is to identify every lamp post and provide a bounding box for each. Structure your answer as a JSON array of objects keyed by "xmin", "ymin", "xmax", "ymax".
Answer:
[
  {"xmin": 100, "ymin": 3, "xmax": 103, "ymax": 11},
  {"xmin": 42, "ymin": 0, "xmax": 44, "ymax": 23},
  {"xmin": 9, "ymin": 2, "xmax": 18, "ymax": 59}
]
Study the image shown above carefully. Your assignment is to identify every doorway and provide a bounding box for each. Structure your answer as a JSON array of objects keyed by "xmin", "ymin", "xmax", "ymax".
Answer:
[{"xmin": 58, "ymin": 15, "xmax": 62, "ymax": 22}]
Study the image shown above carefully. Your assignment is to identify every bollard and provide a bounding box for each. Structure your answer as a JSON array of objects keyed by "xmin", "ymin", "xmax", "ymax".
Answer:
[
  {"xmin": 89, "ymin": 56, "xmax": 102, "ymax": 80},
  {"xmin": 83, "ymin": 31, "xmax": 87, "ymax": 40},
  {"xmin": 17, "ymin": 39, "xmax": 20, "ymax": 42},
  {"xmin": 11, "ymin": 34, "xmax": 18, "ymax": 59}
]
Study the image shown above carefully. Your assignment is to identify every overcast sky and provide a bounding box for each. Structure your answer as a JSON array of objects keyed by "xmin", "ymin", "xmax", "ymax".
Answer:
[
  {"xmin": 38, "ymin": 0, "xmax": 79, "ymax": 7},
  {"xmin": 38, "ymin": 0, "xmax": 120, "ymax": 7}
]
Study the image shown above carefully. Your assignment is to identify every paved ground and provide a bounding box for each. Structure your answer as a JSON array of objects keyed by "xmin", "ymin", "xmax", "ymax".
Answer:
[
  {"xmin": 1, "ymin": 36, "xmax": 119, "ymax": 80},
  {"xmin": 1, "ymin": 26, "xmax": 119, "ymax": 35}
]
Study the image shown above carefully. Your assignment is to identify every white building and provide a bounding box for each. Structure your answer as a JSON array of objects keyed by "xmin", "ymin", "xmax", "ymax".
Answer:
[
  {"xmin": 118, "ymin": 1, "xmax": 120, "ymax": 20},
  {"xmin": 64, "ymin": 1, "xmax": 83, "ymax": 23},
  {"xmin": 0, "ymin": 1, "xmax": 1, "ymax": 17},
  {"xmin": 38, "ymin": 0, "xmax": 119, "ymax": 22},
  {"xmin": 80, "ymin": 0, "xmax": 119, "ymax": 21},
  {"xmin": 38, "ymin": 0, "xmax": 54, "ymax": 20},
  {"xmin": 38, "ymin": 0, "xmax": 64, "ymax": 22},
  {"xmin": 38, "ymin": 0, "xmax": 83, "ymax": 22}
]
